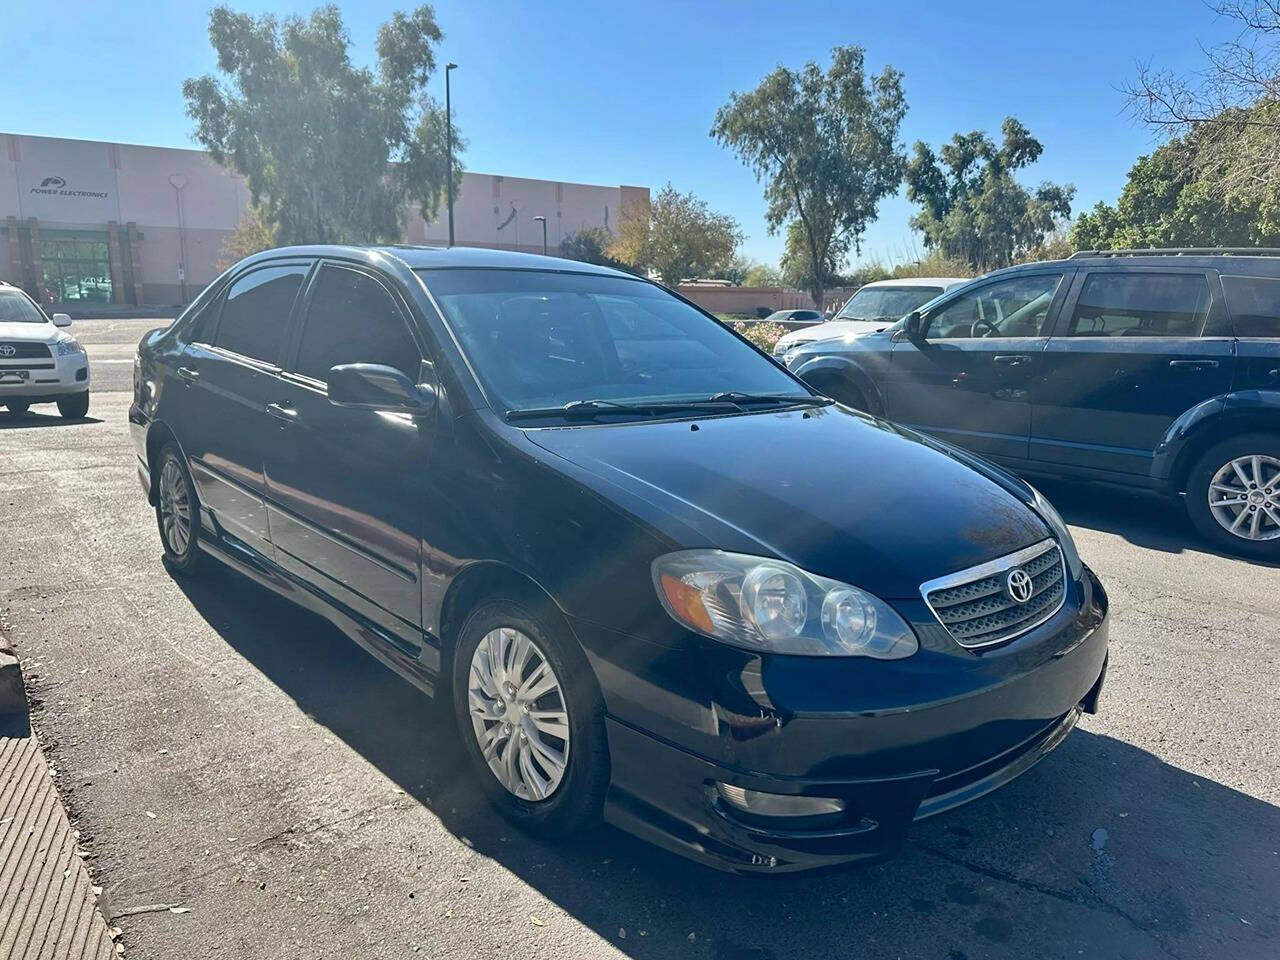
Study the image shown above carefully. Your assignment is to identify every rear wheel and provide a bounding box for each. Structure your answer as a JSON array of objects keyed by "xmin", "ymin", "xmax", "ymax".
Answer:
[
  {"xmin": 1185, "ymin": 433, "xmax": 1280, "ymax": 560},
  {"xmin": 5, "ymin": 401, "xmax": 29, "ymax": 416},
  {"xmin": 155, "ymin": 443, "xmax": 203, "ymax": 574},
  {"xmin": 451, "ymin": 597, "xmax": 608, "ymax": 837},
  {"xmin": 56, "ymin": 392, "xmax": 89, "ymax": 419}
]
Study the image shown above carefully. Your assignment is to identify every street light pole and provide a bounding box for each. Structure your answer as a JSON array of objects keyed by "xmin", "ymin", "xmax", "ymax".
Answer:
[
  {"xmin": 532, "ymin": 215, "xmax": 547, "ymax": 256},
  {"xmin": 445, "ymin": 62, "xmax": 458, "ymax": 247},
  {"xmin": 167, "ymin": 174, "xmax": 189, "ymax": 305}
]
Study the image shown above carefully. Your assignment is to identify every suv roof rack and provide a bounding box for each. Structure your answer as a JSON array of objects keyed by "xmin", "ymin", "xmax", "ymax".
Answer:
[{"xmin": 1069, "ymin": 247, "xmax": 1280, "ymax": 259}]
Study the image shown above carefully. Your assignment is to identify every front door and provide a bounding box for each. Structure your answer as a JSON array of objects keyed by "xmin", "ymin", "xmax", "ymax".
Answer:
[
  {"xmin": 885, "ymin": 271, "xmax": 1068, "ymax": 460},
  {"xmin": 263, "ymin": 262, "xmax": 432, "ymax": 653},
  {"xmin": 169, "ymin": 261, "xmax": 311, "ymax": 559},
  {"xmin": 1032, "ymin": 268, "xmax": 1235, "ymax": 477}
]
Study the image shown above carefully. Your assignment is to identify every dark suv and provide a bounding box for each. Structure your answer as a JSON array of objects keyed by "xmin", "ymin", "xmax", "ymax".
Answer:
[
  {"xmin": 130, "ymin": 245, "xmax": 1108, "ymax": 873},
  {"xmin": 786, "ymin": 249, "xmax": 1280, "ymax": 559}
]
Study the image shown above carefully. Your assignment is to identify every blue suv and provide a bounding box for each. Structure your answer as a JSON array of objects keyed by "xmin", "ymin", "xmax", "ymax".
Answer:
[{"xmin": 785, "ymin": 249, "xmax": 1280, "ymax": 559}]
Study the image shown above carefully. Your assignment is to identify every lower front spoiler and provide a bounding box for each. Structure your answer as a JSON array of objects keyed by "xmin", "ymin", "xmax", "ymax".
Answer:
[{"xmin": 602, "ymin": 673, "xmax": 1102, "ymax": 875}]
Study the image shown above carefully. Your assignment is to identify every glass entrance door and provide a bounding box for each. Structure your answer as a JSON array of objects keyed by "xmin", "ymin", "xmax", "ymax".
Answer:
[{"xmin": 39, "ymin": 230, "xmax": 112, "ymax": 303}]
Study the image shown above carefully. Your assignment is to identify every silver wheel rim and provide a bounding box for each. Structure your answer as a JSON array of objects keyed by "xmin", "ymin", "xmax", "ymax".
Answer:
[
  {"xmin": 158, "ymin": 459, "xmax": 193, "ymax": 555},
  {"xmin": 467, "ymin": 627, "xmax": 570, "ymax": 801},
  {"xmin": 1208, "ymin": 454, "xmax": 1280, "ymax": 541}
]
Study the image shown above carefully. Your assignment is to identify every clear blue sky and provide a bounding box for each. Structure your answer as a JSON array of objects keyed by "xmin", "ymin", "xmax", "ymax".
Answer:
[{"xmin": 2, "ymin": 0, "xmax": 1240, "ymax": 268}]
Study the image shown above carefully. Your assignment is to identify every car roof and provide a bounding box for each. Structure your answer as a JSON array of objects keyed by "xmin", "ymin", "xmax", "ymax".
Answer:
[
  {"xmin": 240, "ymin": 244, "xmax": 638, "ymax": 278},
  {"xmin": 859, "ymin": 277, "xmax": 970, "ymax": 289},
  {"xmin": 981, "ymin": 252, "xmax": 1280, "ymax": 280}
]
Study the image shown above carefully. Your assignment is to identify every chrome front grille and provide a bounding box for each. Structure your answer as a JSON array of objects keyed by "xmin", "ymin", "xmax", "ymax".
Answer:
[{"xmin": 921, "ymin": 539, "xmax": 1066, "ymax": 649}]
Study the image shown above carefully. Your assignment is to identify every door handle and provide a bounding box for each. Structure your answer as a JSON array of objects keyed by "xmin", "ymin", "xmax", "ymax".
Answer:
[
  {"xmin": 177, "ymin": 365, "xmax": 199, "ymax": 384},
  {"xmin": 1168, "ymin": 359, "xmax": 1219, "ymax": 370},
  {"xmin": 993, "ymin": 354, "xmax": 1033, "ymax": 366},
  {"xmin": 265, "ymin": 401, "xmax": 298, "ymax": 423}
]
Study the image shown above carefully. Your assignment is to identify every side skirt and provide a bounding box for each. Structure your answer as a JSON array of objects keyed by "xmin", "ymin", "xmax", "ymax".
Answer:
[{"xmin": 197, "ymin": 532, "xmax": 440, "ymax": 698}]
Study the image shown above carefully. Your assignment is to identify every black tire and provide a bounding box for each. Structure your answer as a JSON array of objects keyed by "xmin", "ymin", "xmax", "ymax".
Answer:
[
  {"xmin": 1185, "ymin": 432, "xmax": 1280, "ymax": 560},
  {"xmin": 805, "ymin": 370, "xmax": 870, "ymax": 413},
  {"xmin": 56, "ymin": 392, "xmax": 89, "ymax": 419},
  {"xmin": 5, "ymin": 401, "xmax": 30, "ymax": 416},
  {"xmin": 154, "ymin": 442, "xmax": 203, "ymax": 575},
  {"xmin": 450, "ymin": 596, "xmax": 609, "ymax": 837}
]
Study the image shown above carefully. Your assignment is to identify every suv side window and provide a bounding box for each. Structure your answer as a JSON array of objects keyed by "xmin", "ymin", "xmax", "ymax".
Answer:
[
  {"xmin": 1221, "ymin": 275, "xmax": 1280, "ymax": 338},
  {"xmin": 1065, "ymin": 272, "xmax": 1209, "ymax": 337},
  {"xmin": 294, "ymin": 265, "xmax": 422, "ymax": 383},
  {"xmin": 925, "ymin": 274, "xmax": 1063, "ymax": 339},
  {"xmin": 213, "ymin": 265, "xmax": 308, "ymax": 363}
]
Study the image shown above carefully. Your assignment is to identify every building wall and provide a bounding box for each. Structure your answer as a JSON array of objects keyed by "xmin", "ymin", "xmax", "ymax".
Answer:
[
  {"xmin": 0, "ymin": 132, "xmax": 647, "ymax": 307},
  {"xmin": 676, "ymin": 285, "xmax": 819, "ymax": 316}
]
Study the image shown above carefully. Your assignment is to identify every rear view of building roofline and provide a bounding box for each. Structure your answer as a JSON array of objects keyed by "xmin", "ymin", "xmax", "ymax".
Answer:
[{"xmin": 0, "ymin": 132, "xmax": 648, "ymax": 310}]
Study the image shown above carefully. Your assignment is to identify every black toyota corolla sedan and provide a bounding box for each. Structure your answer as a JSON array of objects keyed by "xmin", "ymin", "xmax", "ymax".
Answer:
[{"xmin": 130, "ymin": 246, "xmax": 1109, "ymax": 873}]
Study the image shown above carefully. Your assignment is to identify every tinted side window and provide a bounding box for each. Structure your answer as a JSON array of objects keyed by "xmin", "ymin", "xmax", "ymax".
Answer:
[
  {"xmin": 294, "ymin": 266, "xmax": 421, "ymax": 382},
  {"xmin": 925, "ymin": 274, "xmax": 1063, "ymax": 339},
  {"xmin": 214, "ymin": 265, "xmax": 307, "ymax": 362},
  {"xmin": 1066, "ymin": 273, "xmax": 1209, "ymax": 337},
  {"xmin": 1221, "ymin": 275, "xmax": 1280, "ymax": 338}
]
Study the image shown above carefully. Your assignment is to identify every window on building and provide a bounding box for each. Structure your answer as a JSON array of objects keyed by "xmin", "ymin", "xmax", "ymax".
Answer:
[
  {"xmin": 294, "ymin": 267, "xmax": 421, "ymax": 382},
  {"xmin": 213, "ymin": 265, "xmax": 307, "ymax": 364},
  {"xmin": 1221, "ymin": 275, "xmax": 1280, "ymax": 338},
  {"xmin": 1065, "ymin": 273, "xmax": 1210, "ymax": 337},
  {"xmin": 39, "ymin": 231, "xmax": 112, "ymax": 303}
]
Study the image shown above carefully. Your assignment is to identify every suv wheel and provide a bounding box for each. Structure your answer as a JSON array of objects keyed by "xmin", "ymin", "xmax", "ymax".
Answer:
[
  {"xmin": 5, "ymin": 401, "xmax": 30, "ymax": 416},
  {"xmin": 155, "ymin": 443, "xmax": 203, "ymax": 574},
  {"xmin": 56, "ymin": 392, "xmax": 89, "ymax": 419},
  {"xmin": 451, "ymin": 597, "xmax": 608, "ymax": 837},
  {"xmin": 1185, "ymin": 433, "xmax": 1280, "ymax": 559}
]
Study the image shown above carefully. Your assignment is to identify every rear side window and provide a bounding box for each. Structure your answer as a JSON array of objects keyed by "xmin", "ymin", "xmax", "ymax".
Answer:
[
  {"xmin": 1221, "ymin": 275, "xmax": 1280, "ymax": 338},
  {"xmin": 294, "ymin": 266, "xmax": 421, "ymax": 382},
  {"xmin": 214, "ymin": 265, "xmax": 308, "ymax": 363},
  {"xmin": 1065, "ymin": 273, "xmax": 1209, "ymax": 337}
]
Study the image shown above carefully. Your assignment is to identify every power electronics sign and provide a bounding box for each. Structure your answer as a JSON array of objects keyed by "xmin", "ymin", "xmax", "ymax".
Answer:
[{"xmin": 30, "ymin": 175, "xmax": 108, "ymax": 200}]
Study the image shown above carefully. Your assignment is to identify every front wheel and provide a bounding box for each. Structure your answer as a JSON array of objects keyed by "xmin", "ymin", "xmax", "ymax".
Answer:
[
  {"xmin": 56, "ymin": 392, "xmax": 89, "ymax": 419},
  {"xmin": 5, "ymin": 401, "xmax": 30, "ymax": 416},
  {"xmin": 451, "ymin": 598, "xmax": 608, "ymax": 837},
  {"xmin": 155, "ymin": 443, "xmax": 203, "ymax": 574},
  {"xmin": 1185, "ymin": 433, "xmax": 1280, "ymax": 560}
]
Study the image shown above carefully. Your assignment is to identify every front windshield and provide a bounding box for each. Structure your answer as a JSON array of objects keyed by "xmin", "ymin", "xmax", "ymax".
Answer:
[
  {"xmin": 836, "ymin": 285, "xmax": 944, "ymax": 321},
  {"xmin": 0, "ymin": 289, "xmax": 48, "ymax": 324},
  {"xmin": 420, "ymin": 269, "xmax": 809, "ymax": 414}
]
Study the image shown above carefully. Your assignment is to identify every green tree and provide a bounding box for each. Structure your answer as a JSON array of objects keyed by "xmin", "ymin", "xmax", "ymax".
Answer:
[
  {"xmin": 742, "ymin": 260, "xmax": 782, "ymax": 287},
  {"xmin": 184, "ymin": 4, "xmax": 464, "ymax": 246},
  {"xmin": 217, "ymin": 204, "xmax": 277, "ymax": 270},
  {"xmin": 608, "ymin": 184, "xmax": 743, "ymax": 285},
  {"xmin": 779, "ymin": 220, "xmax": 848, "ymax": 298},
  {"xmin": 559, "ymin": 226, "xmax": 630, "ymax": 271},
  {"xmin": 711, "ymin": 46, "xmax": 907, "ymax": 308},
  {"xmin": 905, "ymin": 118, "xmax": 1074, "ymax": 271}
]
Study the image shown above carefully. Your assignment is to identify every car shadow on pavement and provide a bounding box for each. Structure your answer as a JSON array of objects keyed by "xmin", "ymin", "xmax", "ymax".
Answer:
[
  {"xmin": 172, "ymin": 564, "xmax": 1280, "ymax": 959},
  {"xmin": 1034, "ymin": 478, "xmax": 1280, "ymax": 567},
  {"xmin": 0, "ymin": 412, "xmax": 103, "ymax": 429}
]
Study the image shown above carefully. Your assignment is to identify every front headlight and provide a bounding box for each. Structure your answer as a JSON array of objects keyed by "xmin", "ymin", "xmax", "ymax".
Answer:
[
  {"xmin": 1028, "ymin": 485, "xmax": 1082, "ymax": 578},
  {"xmin": 54, "ymin": 338, "xmax": 85, "ymax": 357},
  {"xmin": 652, "ymin": 550, "xmax": 918, "ymax": 658}
]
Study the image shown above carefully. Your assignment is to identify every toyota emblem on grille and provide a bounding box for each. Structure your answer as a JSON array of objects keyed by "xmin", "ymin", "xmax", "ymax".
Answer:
[
  {"xmin": 0, "ymin": 345, "xmax": 15, "ymax": 357},
  {"xmin": 1005, "ymin": 568, "xmax": 1034, "ymax": 603}
]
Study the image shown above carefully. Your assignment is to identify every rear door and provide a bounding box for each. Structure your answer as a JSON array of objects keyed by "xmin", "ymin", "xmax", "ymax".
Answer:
[
  {"xmin": 1220, "ymin": 273, "xmax": 1280, "ymax": 394},
  {"xmin": 884, "ymin": 271, "xmax": 1068, "ymax": 460},
  {"xmin": 1031, "ymin": 267, "xmax": 1234, "ymax": 477},
  {"xmin": 262, "ymin": 261, "xmax": 432, "ymax": 652},
  {"xmin": 169, "ymin": 261, "xmax": 311, "ymax": 559}
]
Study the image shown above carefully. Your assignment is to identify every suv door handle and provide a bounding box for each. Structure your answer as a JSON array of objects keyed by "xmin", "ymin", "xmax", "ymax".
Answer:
[
  {"xmin": 265, "ymin": 401, "xmax": 298, "ymax": 423},
  {"xmin": 177, "ymin": 365, "xmax": 199, "ymax": 384},
  {"xmin": 993, "ymin": 354, "xmax": 1033, "ymax": 366},
  {"xmin": 1168, "ymin": 359, "xmax": 1219, "ymax": 370}
]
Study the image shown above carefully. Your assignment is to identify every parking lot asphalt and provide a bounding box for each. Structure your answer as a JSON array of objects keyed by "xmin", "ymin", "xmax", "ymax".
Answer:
[{"xmin": 0, "ymin": 318, "xmax": 1276, "ymax": 960}]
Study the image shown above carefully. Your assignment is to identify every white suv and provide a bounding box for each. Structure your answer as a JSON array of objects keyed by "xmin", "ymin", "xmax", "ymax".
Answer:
[{"xmin": 0, "ymin": 282, "xmax": 91, "ymax": 419}]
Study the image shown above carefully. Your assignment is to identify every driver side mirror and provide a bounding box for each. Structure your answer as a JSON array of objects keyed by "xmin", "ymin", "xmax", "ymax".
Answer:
[
  {"xmin": 327, "ymin": 363, "xmax": 436, "ymax": 414},
  {"xmin": 902, "ymin": 311, "xmax": 924, "ymax": 342},
  {"xmin": 52, "ymin": 313, "xmax": 72, "ymax": 328}
]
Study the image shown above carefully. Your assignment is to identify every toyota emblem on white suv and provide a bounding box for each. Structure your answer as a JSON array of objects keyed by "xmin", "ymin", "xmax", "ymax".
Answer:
[{"xmin": 0, "ymin": 345, "xmax": 17, "ymax": 357}]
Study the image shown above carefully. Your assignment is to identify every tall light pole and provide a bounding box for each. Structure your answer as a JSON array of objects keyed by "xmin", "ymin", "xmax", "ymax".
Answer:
[
  {"xmin": 532, "ymin": 215, "xmax": 547, "ymax": 256},
  {"xmin": 168, "ymin": 174, "xmax": 189, "ymax": 305},
  {"xmin": 445, "ymin": 62, "xmax": 458, "ymax": 247}
]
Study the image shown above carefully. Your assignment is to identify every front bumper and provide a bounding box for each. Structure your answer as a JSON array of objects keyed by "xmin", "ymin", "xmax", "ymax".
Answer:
[
  {"xmin": 591, "ymin": 565, "xmax": 1109, "ymax": 873},
  {"xmin": 0, "ymin": 351, "xmax": 90, "ymax": 401}
]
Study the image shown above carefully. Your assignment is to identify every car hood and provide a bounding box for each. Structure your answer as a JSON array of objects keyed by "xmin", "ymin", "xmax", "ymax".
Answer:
[
  {"xmin": 524, "ymin": 405, "xmax": 1050, "ymax": 599},
  {"xmin": 775, "ymin": 320, "xmax": 892, "ymax": 351},
  {"xmin": 0, "ymin": 322, "xmax": 59, "ymax": 343}
]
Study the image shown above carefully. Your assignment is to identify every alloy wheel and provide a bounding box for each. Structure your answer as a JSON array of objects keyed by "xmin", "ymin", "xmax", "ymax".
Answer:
[
  {"xmin": 1207, "ymin": 454, "xmax": 1280, "ymax": 541},
  {"xmin": 467, "ymin": 627, "xmax": 570, "ymax": 801},
  {"xmin": 158, "ymin": 459, "xmax": 193, "ymax": 555}
]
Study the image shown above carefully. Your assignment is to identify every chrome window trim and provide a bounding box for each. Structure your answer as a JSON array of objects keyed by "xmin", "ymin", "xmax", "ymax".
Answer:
[{"xmin": 920, "ymin": 538, "xmax": 1066, "ymax": 649}]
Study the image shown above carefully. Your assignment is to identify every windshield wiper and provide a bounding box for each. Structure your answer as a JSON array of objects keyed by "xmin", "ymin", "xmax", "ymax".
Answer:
[
  {"xmin": 706, "ymin": 391, "xmax": 831, "ymax": 409},
  {"xmin": 505, "ymin": 398, "xmax": 740, "ymax": 421}
]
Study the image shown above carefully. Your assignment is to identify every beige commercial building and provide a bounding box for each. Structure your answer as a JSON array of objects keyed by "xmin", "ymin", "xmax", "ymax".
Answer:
[{"xmin": 1, "ymin": 132, "xmax": 648, "ymax": 309}]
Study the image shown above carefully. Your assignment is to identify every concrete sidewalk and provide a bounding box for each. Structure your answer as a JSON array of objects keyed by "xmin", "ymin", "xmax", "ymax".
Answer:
[{"xmin": 1, "ymin": 710, "xmax": 117, "ymax": 960}]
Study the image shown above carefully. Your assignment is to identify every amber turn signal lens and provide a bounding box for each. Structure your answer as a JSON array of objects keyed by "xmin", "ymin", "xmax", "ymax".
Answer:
[{"xmin": 659, "ymin": 572, "xmax": 714, "ymax": 634}]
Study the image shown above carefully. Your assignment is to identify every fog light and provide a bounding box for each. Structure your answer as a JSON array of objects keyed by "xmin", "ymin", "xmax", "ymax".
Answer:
[{"xmin": 716, "ymin": 783, "xmax": 845, "ymax": 818}]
